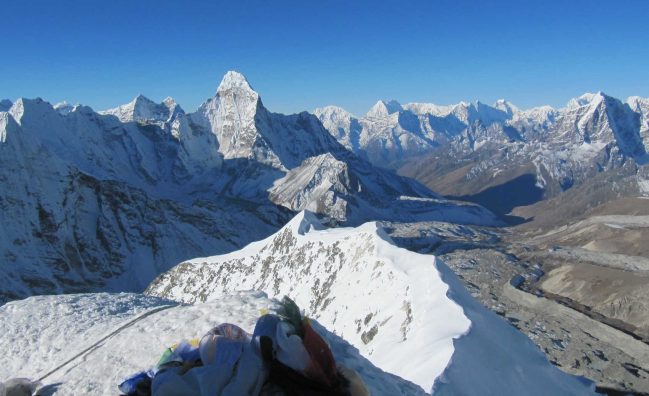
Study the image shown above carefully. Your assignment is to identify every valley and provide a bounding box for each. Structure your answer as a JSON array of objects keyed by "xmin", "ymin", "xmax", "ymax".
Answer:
[{"xmin": 422, "ymin": 196, "xmax": 649, "ymax": 393}]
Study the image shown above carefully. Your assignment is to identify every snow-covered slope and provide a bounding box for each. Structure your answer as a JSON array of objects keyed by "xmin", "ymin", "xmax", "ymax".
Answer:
[
  {"xmin": 0, "ymin": 291, "xmax": 428, "ymax": 395},
  {"xmin": 267, "ymin": 153, "xmax": 499, "ymax": 225},
  {"xmin": 146, "ymin": 211, "xmax": 594, "ymax": 394}
]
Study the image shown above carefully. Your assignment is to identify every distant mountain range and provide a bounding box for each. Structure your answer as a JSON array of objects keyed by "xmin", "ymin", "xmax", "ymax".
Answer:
[
  {"xmin": 3, "ymin": 70, "xmax": 647, "ymax": 300},
  {"xmin": 0, "ymin": 71, "xmax": 498, "ymax": 302},
  {"xmin": 316, "ymin": 92, "xmax": 649, "ymax": 220}
]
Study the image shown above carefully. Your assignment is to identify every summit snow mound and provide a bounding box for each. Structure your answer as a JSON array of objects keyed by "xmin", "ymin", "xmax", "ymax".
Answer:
[
  {"xmin": 0, "ymin": 291, "xmax": 425, "ymax": 395},
  {"xmin": 147, "ymin": 211, "xmax": 595, "ymax": 394}
]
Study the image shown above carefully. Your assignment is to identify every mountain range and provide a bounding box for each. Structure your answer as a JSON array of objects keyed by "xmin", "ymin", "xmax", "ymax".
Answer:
[
  {"xmin": 316, "ymin": 92, "xmax": 649, "ymax": 220},
  {"xmin": 0, "ymin": 71, "xmax": 499, "ymax": 302},
  {"xmin": 3, "ymin": 70, "xmax": 648, "ymax": 394}
]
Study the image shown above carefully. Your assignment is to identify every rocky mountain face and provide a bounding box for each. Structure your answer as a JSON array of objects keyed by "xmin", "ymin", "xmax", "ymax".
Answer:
[
  {"xmin": 0, "ymin": 97, "xmax": 290, "ymax": 303},
  {"xmin": 0, "ymin": 71, "xmax": 499, "ymax": 302},
  {"xmin": 315, "ymin": 93, "xmax": 649, "ymax": 220}
]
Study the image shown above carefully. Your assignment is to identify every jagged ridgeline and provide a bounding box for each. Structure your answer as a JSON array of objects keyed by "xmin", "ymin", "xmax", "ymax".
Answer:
[
  {"xmin": 0, "ymin": 71, "xmax": 500, "ymax": 302},
  {"xmin": 316, "ymin": 93, "xmax": 649, "ymax": 218}
]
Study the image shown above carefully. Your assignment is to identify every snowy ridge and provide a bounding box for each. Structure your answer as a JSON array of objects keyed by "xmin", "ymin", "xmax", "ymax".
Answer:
[
  {"xmin": 101, "ymin": 95, "xmax": 184, "ymax": 124},
  {"xmin": 53, "ymin": 101, "xmax": 75, "ymax": 116},
  {"xmin": 146, "ymin": 211, "xmax": 594, "ymax": 394}
]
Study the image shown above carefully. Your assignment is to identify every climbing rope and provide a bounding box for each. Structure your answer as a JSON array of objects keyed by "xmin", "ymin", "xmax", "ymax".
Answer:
[{"xmin": 37, "ymin": 304, "xmax": 176, "ymax": 382}]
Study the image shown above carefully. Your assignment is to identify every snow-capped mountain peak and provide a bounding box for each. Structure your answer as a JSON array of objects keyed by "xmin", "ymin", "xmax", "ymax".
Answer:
[
  {"xmin": 366, "ymin": 99, "xmax": 403, "ymax": 118},
  {"xmin": 493, "ymin": 99, "xmax": 520, "ymax": 116},
  {"xmin": 192, "ymin": 71, "xmax": 276, "ymax": 166},
  {"xmin": 8, "ymin": 97, "xmax": 57, "ymax": 126},
  {"xmin": 101, "ymin": 94, "xmax": 183, "ymax": 123},
  {"xmin": 512, "ymin": 105, "xmax": 558, "ymax": 127},
  {"xmin": 313, "ymin": 106, "xmax": 359, "ymax": 144},
  {"xmin": 566, "ymin": 91, "xmax": 606, "ymax": 110},
  {"xmin": 314, "ymin": 105, "xmax": 356, "ymax": 121},
  {"xmin": 474, "ymin": 101, "xmax": 511, "ymax": 124},
  {"xmin": 162, "ymin": 96, "xmax": 183, "ymax": 113},
  {"xmin": 627, "ymin": 96, "xmax": 649, "ymax": 112},
  {"xmin": 53, "ymin": 101, "xmax": 74, "ymax": 116},
  {"xmin": 216, "ymin": 70, "xmax": 257, "ymax": 96}
]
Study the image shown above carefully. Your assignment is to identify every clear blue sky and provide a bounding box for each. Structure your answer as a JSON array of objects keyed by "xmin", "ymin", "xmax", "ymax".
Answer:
[{"xmin": 1, "ymin": 0, "xmax": 648, "ymax": 115}]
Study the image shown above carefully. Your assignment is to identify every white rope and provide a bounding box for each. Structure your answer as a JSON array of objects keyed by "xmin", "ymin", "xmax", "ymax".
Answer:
[{"xmin": 37, "ymin": 304, "xmax": 175, "ymax": 382}]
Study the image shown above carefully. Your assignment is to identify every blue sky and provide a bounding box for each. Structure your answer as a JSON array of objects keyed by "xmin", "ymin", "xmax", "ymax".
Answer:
[{"xmin": 1, "ymin": 0, "xmax": 648, "ymax": 115}]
